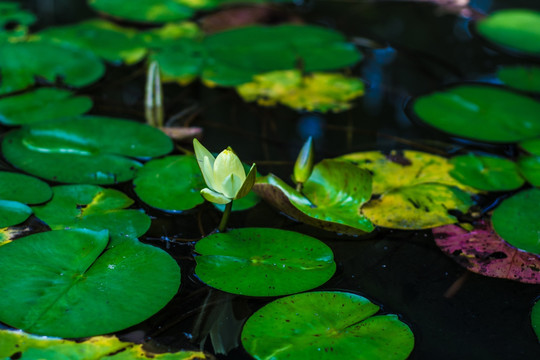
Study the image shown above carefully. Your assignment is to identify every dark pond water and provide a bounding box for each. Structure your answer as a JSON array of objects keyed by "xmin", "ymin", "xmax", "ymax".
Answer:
[{"xmin": 8, "ymin": 0, "xmax": 540, "ymax": 359}]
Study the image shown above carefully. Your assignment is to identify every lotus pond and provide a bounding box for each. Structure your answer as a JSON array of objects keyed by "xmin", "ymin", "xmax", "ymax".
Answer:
[{"xmin": 0, "ymin": 0, "xmax": 540, "ymax": 359}]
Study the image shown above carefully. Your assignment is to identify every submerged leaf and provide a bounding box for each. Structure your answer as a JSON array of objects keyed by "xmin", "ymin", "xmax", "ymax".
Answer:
[
  {"xmin": 433, "ymin": 220, "xmax": 540, "ymax": 284},
  {"xmin": 237, "ymin": 70, "xmax": 364, "ymax": 112},
  {"xmin": 241, "ymin": 291, "xmax": 415, "ymax": 360},
  {"xmin": 0, "ymin": 229, "xmax": 180, "ymax": 337},
  {"xmin": 195, "ymin": 228, "xmax": 336, "ymax": 296},
  {"xmin": 255, "ymin": 159, "xmax": 374, "ymax": 235}
]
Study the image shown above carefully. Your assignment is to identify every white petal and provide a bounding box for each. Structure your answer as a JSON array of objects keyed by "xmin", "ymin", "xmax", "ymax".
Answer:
[
  {"xmin": 193, "ymin": 139, "xmax": 216, "ymax": 188},
  {"xmin": 213, "ymin": 148, "xmax": 246, "ymax": 189},
  {"xmin": 200, "ymin": 188, "xmax": 231, "ymax": 204},
  {"xmin": 202, "ymin": 156, "xmax": 216, "ymax": 191},
  {"xmin": 235, "ymin": 163, "xmax": 257, "ymax": 199}
]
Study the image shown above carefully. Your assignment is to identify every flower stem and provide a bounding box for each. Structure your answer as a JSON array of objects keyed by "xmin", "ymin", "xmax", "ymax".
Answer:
[
  {"xmin": 295, "ymin": 182, "xmax": 303, "ymax": 192},
  {"xmin": 218, "ymin": 201, "xmax": 233, "ymax": 232}
]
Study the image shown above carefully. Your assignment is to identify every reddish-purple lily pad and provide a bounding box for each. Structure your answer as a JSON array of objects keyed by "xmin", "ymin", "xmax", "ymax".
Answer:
[{"xmin": 433, "ymin": 220, "xmax": 540, "ymax": 284}]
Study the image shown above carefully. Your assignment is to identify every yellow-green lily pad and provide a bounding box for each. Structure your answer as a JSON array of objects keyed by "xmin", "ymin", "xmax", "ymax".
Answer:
[
  {"xmin": 32, "ymin": 184, "xmax": 151, "ymax": 246},
  {"xmin": 2, "ymin": 116, "xmax": 173, "ymax": 184},
  {"xmin": 0, "ymin": 329, "xmax": 208, "ymax": 359},
  {"xmin": 39, "ymin": 19, "xmax": 147, "ymax": 65},
  {"xmin": 237, "ymin": 70, "xmax": 365, "ymax": 112},
  {"xmin": 0, "ymin": 38, "xmax": 105, "ymax": 95},
  {"xmin": 0, "ymin": 229, "xmax": 180, "ymax": 337},
  {"xmin": 412, "ymin": 85, "xmax": 540, "ymax": 143},
  {"xmin": 449, "ymin": 153, "xmax": 525, "ymax": 191},
  {"xmin": 254, "ymin": 159, "xmax": 374, "ymax": 235},
  {"xmin": 241, "ymin": 291, "xmax": 415, "ymax": 360},
  {"xmin": 476, "ymin": 9, "xmax": 540, "ymax": 56},
  {"xmin": 492, "ymin": 188, "xmax": 540, "ymax": 255},
  {"xmin": 0, "ymin": 88, "xmax": 92, "ymax": 126},
  {"xmin": 338, "ymin": 150, "xmax": 474, "ymax": 229},
  {"xmin": 497, "ymin": 66, "xmax": 540, "ymax": 93},
  {"xmin": 195, "ymin": 228, "xmax": 336, "ymax": 296}
]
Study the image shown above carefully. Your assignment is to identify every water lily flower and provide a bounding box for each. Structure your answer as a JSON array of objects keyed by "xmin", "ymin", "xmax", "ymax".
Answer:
[{"xmin": 193, "ymin": 139, "xmax": 257, "ymax": 205}]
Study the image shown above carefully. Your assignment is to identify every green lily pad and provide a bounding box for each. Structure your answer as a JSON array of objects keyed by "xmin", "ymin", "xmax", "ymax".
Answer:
[
  {"xmin": 32, "ymin": 184, "xmax": 151, "ymax": 246},
  {"xmin": 195, "ymin": 228, "xmax": 336, "ymax": 296},
  {"xmin": 0, "ymin": 2, "xmax": 35, "ymax": 39},
  {"xmin": 0, "ymin": 171, "xmax": 52, "ymax": 204},
  {"xmin": 254, "ymin": 159, "xmax": 374, "ymax": 235},
  {"xmin": 0, "ymin": 200, "xmax": 32, "ymax": 227},
  {"xmin": 0, "ymin": 39, "xmax": 105, "ymax": 95},
  {"xmin": 0, "ymin": 329, "xmax": 209, "ymax": 359},
  {"xmin": 133, "ymin": 155, "xmax": 259, "ymax": 213},
  {"xmin": 520, "ymin": 138, "xmax": 540, "ymax": 156},
  {"xmin": 517, "ymin": 156, "xmax": 540, "ymax": 187},
  {"xmin": 532, "ymin": 299, "xmax": 540, "ymax": 342},
  {"xmin": 492, "ymin": 188, "xmax": 540, "ymax": 254},
  {"xmin": 2, "ymin": 116, "xmax": 173, "ymax": 184},
  {"xmin": 241, "ymin": 291, "xmax": 415, "ymax": 360},
  {"xmin": 497, "ymin": 66, "xmax": 540, "ymax": 93},
  {"xmin": 0, "ymin": 88, "xmax": 93, "ymax": 126},
  {"xmin": 338, "ymin": 150, "xmax": 474, "ymax": 229},
  {"xmin": 39, "ymin": 19, "xmax": 147, "ymax": 65},
  {"xmin": 0, "ymin": 171, "xmax": 52, "ymax": 227},
  {"xmin": 476, "ymin": 9, "xmax": 540, "ymax": 56},
  {"xmin": 412, "ymin": 85, "xmax": 540, "ymax": 142},
  {"xmin": 153, "ymin": 25, "xmax": 362, "ymax": 86},
  {"xmin": 449, "ymin": 153, "xmax": 525, "ymax": 191},
  {"xmin": 0, "ymin": 229, "xmax": 180, "ymax": 337},
  {"xmin": 237, "ymin": 70, "xmax": 365, "ymax": 112}
]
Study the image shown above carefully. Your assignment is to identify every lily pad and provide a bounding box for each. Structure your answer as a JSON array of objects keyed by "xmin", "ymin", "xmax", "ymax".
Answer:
[
  {"xmin": 0, "ymin": 88, "xmax": 93, "ymax": 126},
  {"xmin": 517, "ymin": 156, "xmax": 540, "ymax": 187},
  {"xmin": 0, "ymin": 171, "xmax": 52, "ymax": 227},
  {"xmin": 195, "ymin": 228, "xmax": 336, "ymax": 296},
  {"xmin": 237, "ymin": 70, "xmax": 365, "ymax": 112},
  {"xmin": 137, "ymin": 22, "xmax": 202, "ymax": 48},
  {"xmin": 40, "ymin": 19, "xmax": 147, "ymax": 65},
  {"xmin": 254, "ymin": 159, "xmax": 374, "ymax": 235},
  {"xmin": 89, "ymin": 0, "xmax": 202, "ymax": 23},
  {"xmin": 0, "ymin": 200, "xmax": 32, "ymax": 228},
  {"xmin": 449, "ymin": 153, "xmax": 524, "ymax": 191},
  {"xmin": 0, "ymin": 229, "xmax": 180, "ymax": 337},
  {"xmin": 32, "ymin": 184, "xmax": 151, "ymax": 246},
  {"xmin": 520, "ymin": 138, "xmax": 540, "ymax": 156},
  {"xmin": 0, "ymin": 171, "xmax": 52, "ymax": 204},
  {"xmin": 2, "ymin": 116, "xmax": 173, "ymax": 184},
  {"xmin": 153, "ymin": 24, "xmax": 362, "ymax": 86},
  {"xmin": 532, "ymin": 299, "xmax": 540, "ymax": 342},
  {"xmin": 0, "ymin": 329, "xmax": 208, "ymax": 359},
  {"xmin": 476, "ymin": 9, "xmax": 540, "ymax": 56},
  {"xmin": 497, "ymin": 66, "xmax": 540, "ymax": 93},
  {"xmin": 338, "ymin": 150, "xmax": 474, "ymax": 229},
  {"xmin": 133, "ymin": 155, "xmax": 259, "ymax": 213},
  {"xmin": 0, "ymin": 39, "xmax": 105, "ymax": 95},
  {"xmin": 0, "ymin": 2, "xmax": 35, "ymax": 39},
  {"xmin": 433, "ymin": 220, "xmax": 540, "ymax": 284},
  {"xmin": 241, "ymin": 291, "xmax": 415, "ymax": 360},
  {"xmin": 411, "ymin": 85, "xmax": 540, "ymax": 142},
  {"xmin": 491, "ymin": 188, "xmax": 540, "ymax": 255}
]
